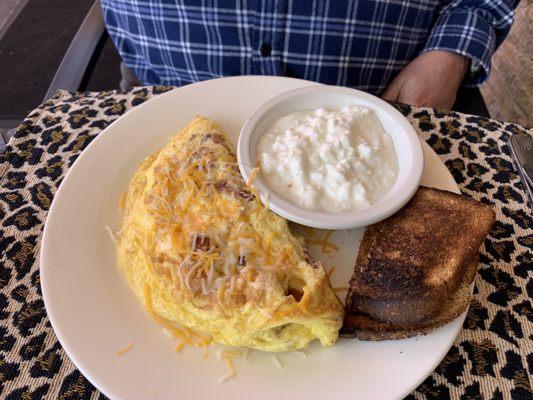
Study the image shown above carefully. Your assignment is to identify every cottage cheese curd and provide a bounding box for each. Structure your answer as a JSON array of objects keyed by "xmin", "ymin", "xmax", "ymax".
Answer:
[{"xmin": 257, "ymin": 106, "xmax": 398, "ymax": 212}]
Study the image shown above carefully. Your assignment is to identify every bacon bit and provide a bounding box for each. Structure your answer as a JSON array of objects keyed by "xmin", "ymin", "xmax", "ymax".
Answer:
[
  {"xmin": 175, "ymin": 342, "xmax": 185, "ymax": 352},
  {"xmin": 189, "ymin": 146, "xmax": 210, "ymax": 161},
  {"xmin": 203, "ymin": 133, "xmax": 225, "ymax": 144},
  {"xmin": 116, "ymin": 344, "xmax": 134, "ymax": 356},
  {"xmin": 214, "ymin": 180, "xmax": 231, "ymax": 193},
  {"xmin": 193, "ymin": 234, "xmax": 210, "ymax": 251},
  {"xmin": 238, "ymin": 189, "xmax": 254, "ymax": 201},
  {"xmin": 237, "ymin": 255, "xmax": 247, "ymax": 266}
]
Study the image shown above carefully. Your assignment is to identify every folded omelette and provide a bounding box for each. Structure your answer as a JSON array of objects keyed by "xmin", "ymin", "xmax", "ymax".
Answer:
[{"xmin": 117, "ymin": 116, "xmax": 343, "ymax": 352}]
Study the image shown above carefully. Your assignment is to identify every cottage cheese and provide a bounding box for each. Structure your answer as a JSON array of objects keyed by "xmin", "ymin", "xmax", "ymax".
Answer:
[{"xmin": 257, "ymin": 106, "xmax": 398, "ymax": 212}]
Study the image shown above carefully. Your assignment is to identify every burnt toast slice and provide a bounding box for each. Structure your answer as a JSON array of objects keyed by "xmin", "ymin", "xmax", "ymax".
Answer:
[
  {"xmin": 341, "ymin": 255, "xmax": 478, "ymax": 340},
  {"xmin": 341, "ymin": 187, "xmax": 494, "ymax": 338}
]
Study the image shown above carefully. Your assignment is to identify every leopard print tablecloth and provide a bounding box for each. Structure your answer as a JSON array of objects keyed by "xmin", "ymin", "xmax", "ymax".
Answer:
[{"xmin": 0, "ymin": 87, "xmax": 531, "ymax": 400}]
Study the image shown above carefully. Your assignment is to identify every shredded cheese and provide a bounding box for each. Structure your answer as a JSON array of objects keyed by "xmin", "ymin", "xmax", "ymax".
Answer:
[
  {"xmin": 292, "ymin": 351, "xmax": 307, "ymax": 359},
  {"xmin": 222, "ymin": 349, "xmax": 241, "ymax": 357},
  {"xmin": 333, "ymin": 286, "xmax": 349, "ymax": 293},
  {"xmin": 143, "ymin": 284, "xmax": 196, "ymax": 346},
  {"xmin": 118, "ymin": 192, "xmax": 127, "ymax": 210},
  {"xmin": 271, "ymin": 355, "xmax": 283, "ymax": 369},
  {"xmin": 197, "ymin": 337, "xmax": 213, "ymax": 348},
  {"xmin": 322, "ymin": 231, "xmax": 338, "ymax": 254},
  {"xmin": 137, "ymin": 145, "xmax": 299, "ymax": 307},
  {"xmin": 246, "ymin": 167, "xmax": 260, "ymax": 187},
  {"xmin": 243, "ymin": 348, "xmax": 251, "ymax": 363},
  {"xmin": 224, "ymin": 355, "xmax": 234, "ymax": 372},
  {"xmin": 218, "ymin": 371, "xmax": 235, "ymax": 384},
  {"xmin": 116, "ymin": 344, "xmax": 134, "ymax": 356},
  {"xmin": 306, "ymin": 231, "xmax": 339, "ymax": 254},
  {"xmin": 263, "ymin": 190, "xmax": 270, "ymax": 210},
  {"xmin": 105, "ymin": 226, "xmax": 117, "ymax": 243},
  {"xmin": 126, "ymin": 130, "xmax": 338, "ymax": 381},
  {"xmin": 170, "ymin": 327, "xmax": 193, "ymax": 345},
  {"xmin": 218, "ymin": 353, "xmax": 236, "ymax": 383}
]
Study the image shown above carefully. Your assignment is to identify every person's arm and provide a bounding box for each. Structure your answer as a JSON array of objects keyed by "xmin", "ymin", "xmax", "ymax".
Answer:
[{"xmin": 382, "ymin": 0, "xmax": 518, "ymax": 110}]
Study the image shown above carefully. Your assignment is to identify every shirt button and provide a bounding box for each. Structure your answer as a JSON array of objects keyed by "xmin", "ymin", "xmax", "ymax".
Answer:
[{"xmin": 260, "ymin": 43, "xmax": 272, "ymax": 57}]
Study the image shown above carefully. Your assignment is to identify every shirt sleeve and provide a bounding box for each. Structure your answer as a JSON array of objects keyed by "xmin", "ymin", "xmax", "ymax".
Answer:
[{"xmin": 422, "ymin": 0, "xmax": 518, "ymax": 86}]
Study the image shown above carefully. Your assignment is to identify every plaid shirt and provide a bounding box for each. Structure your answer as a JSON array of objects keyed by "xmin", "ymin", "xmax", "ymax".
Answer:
[{"xmin": 101, "ymin": 0, "xmax": 516, "ymax": 94}]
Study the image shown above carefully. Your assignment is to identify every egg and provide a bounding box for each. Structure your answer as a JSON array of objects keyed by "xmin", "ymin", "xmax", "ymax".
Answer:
[{"xmin": 117, "ymin": 116, "xmax": 344, "ymax": 352}]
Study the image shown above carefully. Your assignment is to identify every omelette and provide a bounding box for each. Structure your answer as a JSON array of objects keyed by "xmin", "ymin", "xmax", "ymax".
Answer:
[{"xmin": 117, "ymin": 116, "xmax": 344, "ymax": 352}]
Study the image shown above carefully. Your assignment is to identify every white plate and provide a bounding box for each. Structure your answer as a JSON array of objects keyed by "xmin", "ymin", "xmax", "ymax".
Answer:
[{"xmin": 41, "ymin": 76, "xmax": 462, "ymax": 400}]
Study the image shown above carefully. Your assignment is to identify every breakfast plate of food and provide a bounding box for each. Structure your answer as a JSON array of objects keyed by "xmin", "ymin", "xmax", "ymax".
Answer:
[{"xmin": 40, "ymin": 76, "xmax": 494, "ymax": 400}]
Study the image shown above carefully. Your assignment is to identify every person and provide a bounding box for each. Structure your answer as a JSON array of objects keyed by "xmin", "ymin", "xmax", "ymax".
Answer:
[{"xmin": 101, "ymin": 0, "xmax": 517, "ymax": 110}]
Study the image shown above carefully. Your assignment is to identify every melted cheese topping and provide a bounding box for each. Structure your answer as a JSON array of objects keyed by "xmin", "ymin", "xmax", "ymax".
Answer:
[{"xmin": 117, "ymin": 117, "xmax": 344, "ymax": 352}]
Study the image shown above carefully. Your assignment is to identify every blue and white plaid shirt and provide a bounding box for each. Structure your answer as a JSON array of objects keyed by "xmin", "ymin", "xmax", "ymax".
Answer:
[{"xmin": 102, "ymin": 0, "xmax": 516, "ymax": 94}]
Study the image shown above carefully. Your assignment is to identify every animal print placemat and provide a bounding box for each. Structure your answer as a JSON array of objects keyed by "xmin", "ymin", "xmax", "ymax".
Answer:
[{"xmin": 0, "ymin": 87, "xmax": 531, "ymax": 400}]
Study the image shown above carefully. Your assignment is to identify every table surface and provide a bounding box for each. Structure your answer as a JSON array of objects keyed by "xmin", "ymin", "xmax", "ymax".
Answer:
[{"xmin": 0, "ymin": 86, "xmax": 531, "ymax": 400}]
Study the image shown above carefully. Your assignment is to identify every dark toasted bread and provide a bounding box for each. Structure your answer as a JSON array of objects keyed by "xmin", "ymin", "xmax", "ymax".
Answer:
[
  {"xmin": 341, "ymin": 186, "xmax": 495, "ymax": 337},
  {"xmin": 341, "ymin": 255, "xmax": 478, "ymax": 340}
]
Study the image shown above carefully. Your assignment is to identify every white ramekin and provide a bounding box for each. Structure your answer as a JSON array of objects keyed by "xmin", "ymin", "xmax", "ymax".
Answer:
[{"xmin": 237, "ymin": 85, "xmax": 424, "ymax": 229}]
